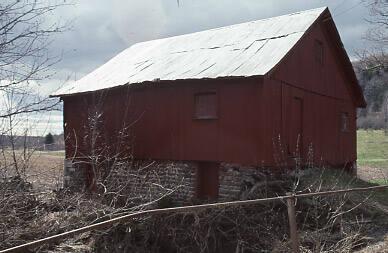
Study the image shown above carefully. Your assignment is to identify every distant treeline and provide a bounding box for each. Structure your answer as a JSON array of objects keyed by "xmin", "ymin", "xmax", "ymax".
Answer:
[
  {"xmin": 0, "ymin": 133, "xmax": 65, "ymax": 151},
  {"xmin": 354, "ymin": 61, "xmax": 388, "ymax": 130}
]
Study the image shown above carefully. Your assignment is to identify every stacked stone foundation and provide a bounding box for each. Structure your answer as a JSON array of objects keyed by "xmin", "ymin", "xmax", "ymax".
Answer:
[{"xmin": 63, "ymin": 159, "xmax": 281, "ymax": 204}]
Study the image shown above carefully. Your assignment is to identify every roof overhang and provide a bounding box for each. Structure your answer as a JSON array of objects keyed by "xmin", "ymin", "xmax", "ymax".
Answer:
[{"xmin": 50, "ymin": 75, "xmax": 265, "ymax": 98}]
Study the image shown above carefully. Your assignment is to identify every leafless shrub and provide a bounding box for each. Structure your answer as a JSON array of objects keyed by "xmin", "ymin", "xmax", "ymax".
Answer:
[
  {"xmin": 0, "ymin": 159, "xmax": 187, "ymax": 252},
  {"xmin": 1, "ymin": 145, "xmax": 385, "ymax": 253},
  {"xmin": 0, "ymin": 99, "xmax": 185, "ymax": 252},
  {"xmin": 89, "ymin": 167, "xmax": 386, "ymax": 253},
  {"xmin": 92, "ymin": 203, "xmax": 289, "ymax": 253}
]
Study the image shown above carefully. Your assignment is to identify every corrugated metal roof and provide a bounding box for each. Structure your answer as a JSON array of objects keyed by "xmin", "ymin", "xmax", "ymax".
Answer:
[{"xmin": 52, "ymin": 7, "xmax": 327, "ymax": 97}]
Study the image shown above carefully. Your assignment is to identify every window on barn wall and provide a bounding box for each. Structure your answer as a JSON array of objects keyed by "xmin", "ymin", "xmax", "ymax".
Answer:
[
  {"xmin": 314, "ymin": 39, "xmax": 324, "ymax": 65},
  {"xmin": 341, "ymin": 112, "xmax": 349, "ymax": 132},
  {"xmin": 194, "ymin": 92, "xmax": 217, "ymax": 119}
]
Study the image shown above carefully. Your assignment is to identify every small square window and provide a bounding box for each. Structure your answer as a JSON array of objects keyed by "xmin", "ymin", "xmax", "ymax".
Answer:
[
  {"xmin": 341, "ymin": 112, "xmax": 349, "ymax": 132},
  {"xmin": 314, "ymin": 40, "xmax": 324, "ymax": 65},
  {"xmin": 194, "ymin": 92, "xmax": 217, "ymax": 119}
]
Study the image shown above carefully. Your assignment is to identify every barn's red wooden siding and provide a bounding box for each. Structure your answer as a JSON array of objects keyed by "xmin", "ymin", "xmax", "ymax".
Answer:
[
  {"xmin": 62, "ymin": 15, "xmax": 361, "ymax": 169},
  {"xmin": 64, "ymin": 78, "xmax": 279, "ymax": 166},
  {"xmin": 269, "ymin": 17, "xmax": 357, "ymax": 166}
]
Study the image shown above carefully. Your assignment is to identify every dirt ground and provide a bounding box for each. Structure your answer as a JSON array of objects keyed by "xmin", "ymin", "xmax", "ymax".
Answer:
[
  {"xmin": 357, "ymin": 166, "xmax": 388, "ymax": 183},
  {"xmin": 355, "ymin": 166, "xmax": 388, "ymax": 252},
  {"xmin": 26, "ymin": 151, "xmax": 64, "ymax": 190},
  {"xmin": 356, "ymin": 236, "xmax": 388, "ymax": 253}
]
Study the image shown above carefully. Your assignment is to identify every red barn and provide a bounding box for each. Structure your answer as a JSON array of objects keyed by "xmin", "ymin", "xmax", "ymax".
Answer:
[{"xmin": 52, "ymin": 7, "xmax": 366, "ymax": 200}]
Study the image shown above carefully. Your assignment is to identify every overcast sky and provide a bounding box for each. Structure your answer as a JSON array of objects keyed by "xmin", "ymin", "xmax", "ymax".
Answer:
[{"xmin": 35, "ymin": 0, "xmax": 374, "ymax": 135}]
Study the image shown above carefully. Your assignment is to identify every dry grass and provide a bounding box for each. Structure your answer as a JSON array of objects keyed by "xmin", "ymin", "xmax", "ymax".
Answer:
[
  {"xmin": 27, "ymin": 151, "xmax": 64, "ymax": 190},
  {"xmin": 1, "ymin": 149, "xmax": 64, "ymax": 190},
  {"xmin": 298, "ymin": 168, "xmax": 388, "ymax": 253}
]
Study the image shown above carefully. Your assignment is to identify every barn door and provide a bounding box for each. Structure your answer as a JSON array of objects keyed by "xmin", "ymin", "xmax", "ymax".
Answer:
[
  {"xmin": 289, "ymin": 97, "xmax": 304, "ymax": 159},
  {"xmin": 197, "ymin": 162, "xmax": 219, "ymax": 200}
]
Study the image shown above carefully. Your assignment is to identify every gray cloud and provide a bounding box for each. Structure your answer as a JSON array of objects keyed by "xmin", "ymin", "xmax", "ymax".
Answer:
[
  {"xmin": 30, "ymin": 0, "xmax": 374, "ymax": 135},
  {"xmin": 48, "ymin": 0, "xmax": 372, "ymax": 81}
]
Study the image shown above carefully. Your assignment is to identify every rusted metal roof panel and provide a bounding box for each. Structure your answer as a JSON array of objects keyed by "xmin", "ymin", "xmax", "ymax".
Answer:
[{"xmin": 53, "ymin": 7, "xmax": 327, "ymax": 96}]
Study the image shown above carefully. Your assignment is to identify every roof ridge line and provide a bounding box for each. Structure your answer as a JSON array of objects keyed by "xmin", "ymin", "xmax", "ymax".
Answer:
[{"xmin": 128, "ymin": 7, "xmax": 328, "ymax": 49}]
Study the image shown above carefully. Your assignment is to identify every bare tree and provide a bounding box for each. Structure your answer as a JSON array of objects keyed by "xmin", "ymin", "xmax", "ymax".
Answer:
[
  {"xmin": 0, "ymin": 0, "xmax": 68, "ymax": 178},
  {"xmin": 365, "ymin": 1, "xmax": 388, "ymax": 43},
  {"xmin": 366, "ymin": 0, "xmax": 388, "ymax": 133},
  {"xmin": 384, "ymin": 91, "xmax": 388, "ymax": 134},
  {"xmin": 355, "ymin": 1, "xmax": 388, "ymax": 131},
  {"xmin": 0, "ymin": 0, "xmax": 68, "ymax": 118},
  {"xmin": 357, "ymin": 0, "xmax": 388, "ymax": 69}
]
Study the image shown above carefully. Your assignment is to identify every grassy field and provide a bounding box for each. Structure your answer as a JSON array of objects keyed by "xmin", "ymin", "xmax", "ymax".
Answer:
[
  {"xmin": 34, "ymin": 150, "xmax": 65, "ymax": 157},
  {"xmin": 357, "ymin": 130, "xmax": 388, "ymax": 185},
  {"xmin": 357, "ymin": 130, "xmax": 388, "ymax": 168}
]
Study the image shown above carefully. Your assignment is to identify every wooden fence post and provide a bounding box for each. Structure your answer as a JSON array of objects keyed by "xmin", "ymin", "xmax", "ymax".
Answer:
[{"xmin": 286, "ymin": 192, "xmax": 300, "ymax": 253}]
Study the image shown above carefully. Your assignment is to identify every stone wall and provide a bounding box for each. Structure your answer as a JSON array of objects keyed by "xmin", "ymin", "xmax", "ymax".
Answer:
[
  {"xmin": 64, "ymin": 159, "xmax": 197, "ymax": 205},
  {"xmin": 63, "ymin": 159, "xmax": 86, "ymax": 190},
  {"xmin": 218, "ymin": 163, "xmax": 270, "ymax": 201},
  {"xmin": 111, "ymin": 160, "xmax": 197, "ymax": 205},
  {"xmin": 63, "ymin": 159, "xmax": 276, "ymax": 204}
]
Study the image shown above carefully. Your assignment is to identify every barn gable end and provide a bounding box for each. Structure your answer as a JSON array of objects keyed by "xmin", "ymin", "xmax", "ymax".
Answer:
[
  {"xmin": 265, "ymin": 10, "xmax": 363, "ymax": 166},
  {"xmin": 269, "ymin": 9, "xmax": 364, "ymax": 107}
]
